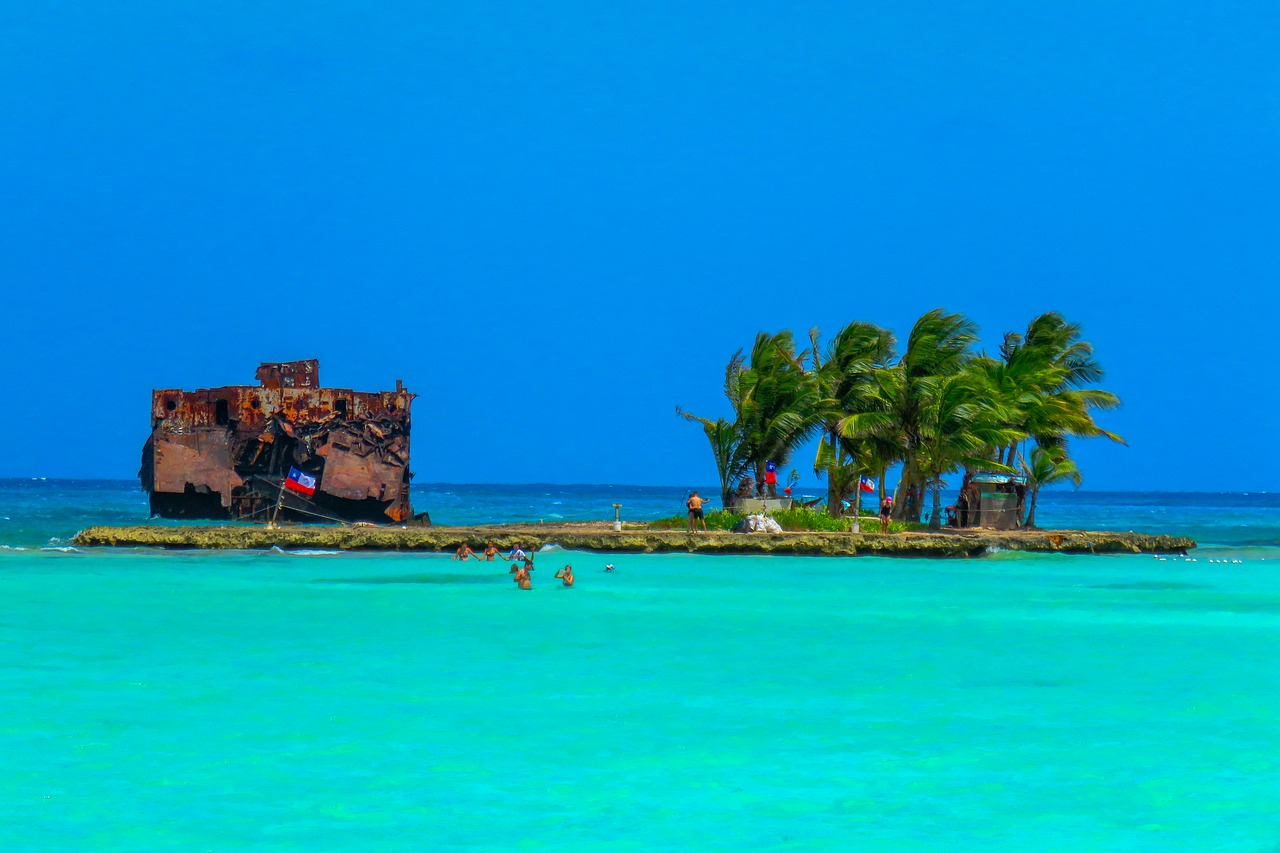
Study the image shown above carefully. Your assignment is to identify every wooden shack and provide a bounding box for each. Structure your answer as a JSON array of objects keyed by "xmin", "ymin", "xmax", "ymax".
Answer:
[{"xmin": 957, "ymin": 473, "xmax": 1027, "ymax": 530}]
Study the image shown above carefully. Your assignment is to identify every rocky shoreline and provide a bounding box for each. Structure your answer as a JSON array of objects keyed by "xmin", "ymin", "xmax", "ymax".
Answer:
[{"xmin": 73, "ymin": 522, "xmax": 1195, "ymax": 557}]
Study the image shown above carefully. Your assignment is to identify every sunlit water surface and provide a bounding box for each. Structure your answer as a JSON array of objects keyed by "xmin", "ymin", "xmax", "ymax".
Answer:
[{"xmin": 2, "ymin": 481, "xmax": 1277, "ymax": 850}]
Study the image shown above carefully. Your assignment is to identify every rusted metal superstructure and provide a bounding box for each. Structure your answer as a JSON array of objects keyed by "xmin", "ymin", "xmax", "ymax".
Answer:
[{"xmin": 139, "ymin": 360, "xmax": 415, "ymax": 523}]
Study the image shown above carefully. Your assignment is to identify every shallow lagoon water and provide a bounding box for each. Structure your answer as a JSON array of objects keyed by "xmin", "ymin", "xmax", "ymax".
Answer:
[{"xmin": 2, "ymin": 482, "xmax": 1278, "ymax": 850}]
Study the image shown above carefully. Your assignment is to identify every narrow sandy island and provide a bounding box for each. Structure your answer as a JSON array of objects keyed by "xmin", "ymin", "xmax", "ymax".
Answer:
[{"xmin": 73, "ymin": 522, "xmax": 1194, "ymax": 557}]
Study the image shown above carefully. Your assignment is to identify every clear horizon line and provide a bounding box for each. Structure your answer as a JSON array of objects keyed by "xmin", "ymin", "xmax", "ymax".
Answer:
[{"xmin": 0, "ymin": 476, "xmax": 1271, "ymax": 495}]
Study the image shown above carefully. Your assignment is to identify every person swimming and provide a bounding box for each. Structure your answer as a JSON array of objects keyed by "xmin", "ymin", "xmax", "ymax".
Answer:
[
  {"xmin": 482, "ymin": 542, "xmax": 500, "ymax": 561},
  {"xmin": 554, "ymin": 564, "xmax": 574, "ymax": 587},
  {"xmin": 514, "ymin": 564, "xmax": 532, "ymax": 590},
  {"xmin": 604, "ymin": 563, "xmax": 615, "ymax": 572},
  {"xmin": 453, "ymin": 543, "xmax": 475, "ymax": 560}
]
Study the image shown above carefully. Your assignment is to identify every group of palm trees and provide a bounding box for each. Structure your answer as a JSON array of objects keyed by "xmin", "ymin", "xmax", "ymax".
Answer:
[{"xmin": 678, "ymin": 309, "xmax": 1123, "ymax": 530}]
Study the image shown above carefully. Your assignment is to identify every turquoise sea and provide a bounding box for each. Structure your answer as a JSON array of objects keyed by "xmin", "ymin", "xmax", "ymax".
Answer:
[{"xmin": 3, "ymin": 480, "xmax": 1279, "ymax": 851}]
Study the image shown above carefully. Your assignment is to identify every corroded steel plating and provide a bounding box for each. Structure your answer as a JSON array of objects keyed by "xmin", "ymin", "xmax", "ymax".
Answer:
[{"xmin": 139, "ymin": 360, "xmax": 417, "ymax": 524}]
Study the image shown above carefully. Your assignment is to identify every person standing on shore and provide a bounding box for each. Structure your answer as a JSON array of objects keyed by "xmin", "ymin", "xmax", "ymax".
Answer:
[
  {"xmin": 879, "ymin": 496, "xmax": 893, "ymax": 534},
  {"xmin": 687, "ymin": 491, "xmax": 708, "ymax": 533}
]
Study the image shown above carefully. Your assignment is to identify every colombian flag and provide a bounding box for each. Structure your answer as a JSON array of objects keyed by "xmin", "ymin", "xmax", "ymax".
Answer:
[{"xmin": 284, "ymin": 467, "xmax": 317, "ymax": 497}]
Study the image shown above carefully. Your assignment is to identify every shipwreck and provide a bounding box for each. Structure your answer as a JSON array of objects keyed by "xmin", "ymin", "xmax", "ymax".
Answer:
[{"xmin": 139, "ymin": 360, "xmax": 418, "ymax": 524}]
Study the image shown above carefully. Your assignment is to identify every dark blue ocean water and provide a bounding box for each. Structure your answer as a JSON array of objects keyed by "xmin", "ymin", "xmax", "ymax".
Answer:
[
  {"xmin": 3, "ymin": 480, "xmax": 1278, "ymax": 850},
  {"xmin": 2, "ymin": 478, "xmax": 1277, "ymax": 549}
]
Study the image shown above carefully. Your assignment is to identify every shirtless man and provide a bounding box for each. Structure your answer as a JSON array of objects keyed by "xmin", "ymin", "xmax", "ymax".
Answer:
[
  {"xmin": 555, "ymin": 564, "xmax": 575, "ymax": 587},
  {"xmin": 481, "ymin": 542, "xmax": 501, "ymax": 561},
  {"xmin": 514, "ymin": 565, "xmax": 532, "ymax": 590},
  {"xmin": 686, "ymin": 491, "xmax": 708, "ymax": 533},
  {"xmin": 453, "ymin": 542, "xmax": 475, "ymax": 560}
]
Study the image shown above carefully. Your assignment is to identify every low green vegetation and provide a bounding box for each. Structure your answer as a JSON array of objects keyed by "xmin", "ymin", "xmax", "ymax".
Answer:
[
  {"xmin": 648, "ymin": 510, "xmax": 743, "ymax": 531},
  {"xmin": 646, "ymin": 507, "xmax": 916, "ymax": 534},
  {"xmin": 770, "ymin": 507, "xmax": 858, "ymax": 532}
]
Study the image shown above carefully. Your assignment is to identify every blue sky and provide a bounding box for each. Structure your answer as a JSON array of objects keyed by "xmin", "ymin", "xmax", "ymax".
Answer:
[{"xmin": 2, "ymin": 2, "xmax": 1276, "ymax": 490}]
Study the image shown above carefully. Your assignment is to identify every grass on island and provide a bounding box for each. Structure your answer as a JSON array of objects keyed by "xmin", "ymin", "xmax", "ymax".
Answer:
[{"xmin": 646, "ymin": 507, "xmax": 920, "ymax": 534}]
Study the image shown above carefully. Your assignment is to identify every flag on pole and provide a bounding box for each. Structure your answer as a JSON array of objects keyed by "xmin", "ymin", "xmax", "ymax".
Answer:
[
  {"xmin": 284, "ymin": 467, "xmax": 317, "ymax": 497},
  {"xmin": 859, "ymin": 475, "xmax": 875, "ymax": 493}
]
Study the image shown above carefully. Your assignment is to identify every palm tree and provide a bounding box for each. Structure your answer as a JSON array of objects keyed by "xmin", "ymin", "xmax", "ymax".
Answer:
[
  {"xmin": 857, "ymin": 432, "xmax": 902, "ymax": 519},
  {"xmin": 678, "ymin": 310, "xmax": 1120, "ymax": 530},
  {"xmin": 676, "ymin": 409, "xmax": 746, "ymax": 509},
  {"xmin": 1022, "ymin": 312, "xmax": 1106, "ymax": 388},
  {"xmin": 852, "ymin": 309, "xmax": 979, "ymax": 522},
  {"xmin": 812, "ymin": 439, "xmax": 861, "ymax": 518},
  {"xmin": 1020, "ymin": 446, "xmax": 1082, "ymax": 529},
  {"xmin": 678, "ymin": 331, "xmax": 817, "ymax": 507},
  {"xmin": 808, "ymin": 323, "xmax": 895, "ymax": 517},
  {"xmin": 838, "ymin": 433, "xmax": 899, "ymax": 524},
  {"xmin": 970, "ymin": 313, "xmax": 1122, "ymax": 532},
  {"xmin": 914, "ymin": 367, "xmax": 1020, "ymax": 529},
  {"xmin": 987, "ymin": 313, "xmax": 1124, "ymax": 467},
  {"xmin": 733, "ymin": 331, "xmax": 821, "ymax": 493}
]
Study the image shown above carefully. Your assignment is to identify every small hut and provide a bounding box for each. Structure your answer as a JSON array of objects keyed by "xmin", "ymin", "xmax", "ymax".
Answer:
[{"xmin": 958, "ymin": 473, "xmax": 1027, "ymax": 530}]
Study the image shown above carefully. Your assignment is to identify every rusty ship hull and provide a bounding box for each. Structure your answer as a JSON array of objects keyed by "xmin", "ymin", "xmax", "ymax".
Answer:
[{"xmin": 139, "ymin": 360, "xmax": 416, "ymax": 524}]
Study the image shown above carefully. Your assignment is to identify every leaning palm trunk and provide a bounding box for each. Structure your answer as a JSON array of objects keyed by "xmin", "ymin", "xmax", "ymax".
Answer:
[
  {"xmin": 826, "ymin": 430, "xmax": 843, "ymax": 518},
  {"xmin": 1024, "ymin": 484, "xmax": 1041, "ymax": 529},
  {"xmin": 1019, "ymin": 446, "xmax": 1082, "ymax": 530},
  {"xmin": 890, "ymin": 453, "xmax": 911, "ymax": 520},
  {"xmin": 676, "ymin": 408, "xmax": 744, "ymax": 510},
  {"xmin": 892, "ymin": 449, "xmax": 924, "ymax": 522}
]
